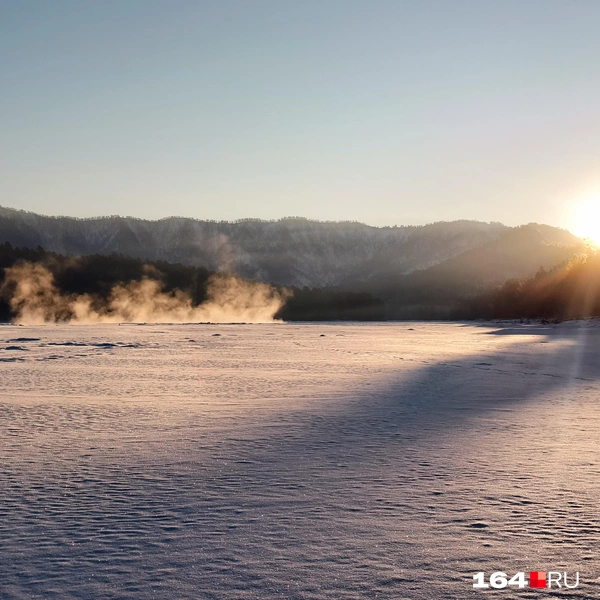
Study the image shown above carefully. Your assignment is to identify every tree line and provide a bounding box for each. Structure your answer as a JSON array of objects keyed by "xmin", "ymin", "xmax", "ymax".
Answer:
[
  {"xmin": 0, "ymin": 243, "xmax": 385, "ymax": 322},
  {"xmin": 3, "ymin": 242, "xmax": 597, "ymax": 323},
  {"xmin": 459, "ymin": 250, "xmax": 600, "ymax": 321}
]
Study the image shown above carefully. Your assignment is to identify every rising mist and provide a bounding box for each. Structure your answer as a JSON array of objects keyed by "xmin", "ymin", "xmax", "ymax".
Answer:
[{"xmin": 0, "ymin": 262, "xmax": 290, "ymax": 325}]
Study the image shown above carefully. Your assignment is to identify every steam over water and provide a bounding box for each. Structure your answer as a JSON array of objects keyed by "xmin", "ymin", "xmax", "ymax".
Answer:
[
  {"xmin": 1, "ymin": 263, "xmax": 288, "ymax": 324},
  {"xmin": 1, "ymin": 322, "xmax": 600, "ymax": 599}
]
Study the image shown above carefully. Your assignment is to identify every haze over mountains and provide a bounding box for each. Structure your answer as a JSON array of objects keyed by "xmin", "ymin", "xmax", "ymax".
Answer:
[{"xmin": 0, "ymin": 206, "xmax": 584, "ymax": 296}]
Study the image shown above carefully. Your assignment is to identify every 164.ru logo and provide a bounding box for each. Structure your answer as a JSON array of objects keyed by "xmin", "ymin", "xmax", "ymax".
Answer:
[{"xmin": 473, "ymin": 571, "xmax": 580, "ymax": 589}]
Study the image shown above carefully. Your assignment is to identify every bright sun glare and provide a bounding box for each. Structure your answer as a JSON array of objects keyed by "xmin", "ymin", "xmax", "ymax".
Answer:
[{"xmin": 572, "ymin": 198, "xmax": 600, "ymax": 246}]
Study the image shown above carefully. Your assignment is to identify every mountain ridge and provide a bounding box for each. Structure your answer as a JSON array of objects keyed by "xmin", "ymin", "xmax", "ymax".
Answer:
[{"xmin": 0, "ymin": 205, "xmax": 581, "ymax": 291}]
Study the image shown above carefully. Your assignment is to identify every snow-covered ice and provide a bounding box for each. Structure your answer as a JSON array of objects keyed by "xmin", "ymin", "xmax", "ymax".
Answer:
[{"xmin": 1, "ymin": 322, "xmax": 599, "ymax": 599}]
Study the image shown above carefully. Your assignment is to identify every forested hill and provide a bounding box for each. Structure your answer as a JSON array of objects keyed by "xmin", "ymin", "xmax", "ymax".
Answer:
[
  {"xmin": 363, "ymin": 224, "xmax": 586, "ymax": 318},
  {"xmin": 0, "ymin": 207, "xmax": 587, "ymax": 321},
  {"xmin": 0, "ymin": 206, "xmax": 511, "ymax": 287},
  {"xmin": 0, "ymin": 244, "xmax": 385, "ymax": 322},
  {"xmin": 463, "ymin": 249, "xmax": 600, "ymax": 321}
]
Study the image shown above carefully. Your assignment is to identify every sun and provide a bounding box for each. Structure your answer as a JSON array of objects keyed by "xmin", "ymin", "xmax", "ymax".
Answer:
[{"xmin": 572, "ymin": 198, "xmax": 600, "ymax": 246}]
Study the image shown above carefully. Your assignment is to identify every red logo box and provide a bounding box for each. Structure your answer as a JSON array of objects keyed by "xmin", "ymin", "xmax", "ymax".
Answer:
[{"xmin": 530, "ymin": 572, "xmax": 546, "ymax": 588}]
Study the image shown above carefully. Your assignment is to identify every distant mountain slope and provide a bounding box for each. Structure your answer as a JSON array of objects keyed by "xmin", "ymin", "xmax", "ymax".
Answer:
[
  {"xmin": 0, "ymin": 206, "xmax": 509, "ymax": 287},
  {"xmin": 417, "ymin": 225, "xmax": 583, "ymax": 285},
  {"xmin": 0, "ymin": 207, "xmax": 581, "ymax": 290},
  {"xmin": 365, "ymin": 224, "xmax": 586, "ymax": 318}
]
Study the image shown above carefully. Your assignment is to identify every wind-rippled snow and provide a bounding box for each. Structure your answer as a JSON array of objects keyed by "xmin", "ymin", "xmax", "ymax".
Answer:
[{"xmin": 1, "ymin": 322, "xmax": 599, "ymax": 599}]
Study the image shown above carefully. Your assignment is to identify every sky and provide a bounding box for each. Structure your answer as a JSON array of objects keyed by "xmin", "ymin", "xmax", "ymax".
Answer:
[{"xmin": 2, "ymin": 0, "xmax": 600, "ymax": 232}]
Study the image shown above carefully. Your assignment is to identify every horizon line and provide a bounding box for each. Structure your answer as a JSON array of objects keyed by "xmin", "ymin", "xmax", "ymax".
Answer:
[{"xmin": 0, "ymin": 205, "xmax": 567, "ymax": 232}]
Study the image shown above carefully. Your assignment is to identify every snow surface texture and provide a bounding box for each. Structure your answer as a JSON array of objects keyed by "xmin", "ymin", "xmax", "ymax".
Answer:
[{"xmin": 1, "ymin": 322, "xmax": 599, "ymax": 599}]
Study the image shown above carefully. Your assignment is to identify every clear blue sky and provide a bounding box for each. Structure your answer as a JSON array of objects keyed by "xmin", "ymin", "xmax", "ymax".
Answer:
[{"xmin": 2, "ymin": 0, "xmax": 600, "ymax": 231}]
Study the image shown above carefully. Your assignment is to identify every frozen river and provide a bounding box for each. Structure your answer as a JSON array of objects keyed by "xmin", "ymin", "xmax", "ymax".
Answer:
[{"xmin": 1, "ymin": 322, "xmax": 599, "ymax": 599}]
